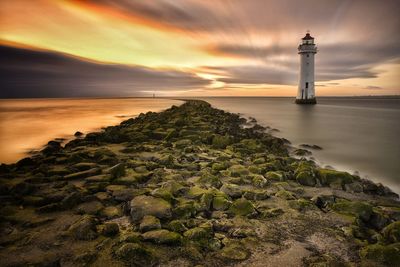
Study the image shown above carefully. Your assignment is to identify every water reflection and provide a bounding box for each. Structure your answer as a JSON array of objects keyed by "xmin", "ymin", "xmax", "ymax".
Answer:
[{"xmin": 0, "ymin": 98, "xmax": 182, "ymax": 164}]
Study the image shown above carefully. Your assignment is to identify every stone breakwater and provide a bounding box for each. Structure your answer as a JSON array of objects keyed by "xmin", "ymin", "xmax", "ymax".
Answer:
[{"xmin": 0, "ymin": 100, "xmax": 399, "ymax": 266}]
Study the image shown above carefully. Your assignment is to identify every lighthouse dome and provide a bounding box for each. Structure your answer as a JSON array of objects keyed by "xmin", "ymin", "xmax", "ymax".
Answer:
[{"xmin": 302, "ymin": 33, "xmax": 314, "ymax": 44}]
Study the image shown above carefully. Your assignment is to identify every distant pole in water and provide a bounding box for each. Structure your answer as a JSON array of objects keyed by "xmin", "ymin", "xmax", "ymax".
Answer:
[
  {"xmin": 153, "ymin": 93, "xmax": 155, "ymax": 98},
  {"xmin": 296, "ymin": 31, "xmax": 317, "ymax": 104}
]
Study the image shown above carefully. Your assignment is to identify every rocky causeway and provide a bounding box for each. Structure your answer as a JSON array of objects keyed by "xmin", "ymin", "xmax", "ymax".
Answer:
[{"xmin": 0, "ymin": 100, "xmax": 399, "ymax": 266}]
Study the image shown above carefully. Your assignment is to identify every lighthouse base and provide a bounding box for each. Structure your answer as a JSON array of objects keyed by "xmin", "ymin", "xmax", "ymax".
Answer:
[{"xmin": 295, "ymin": 98, "xmax": 317, "ymax": 104}]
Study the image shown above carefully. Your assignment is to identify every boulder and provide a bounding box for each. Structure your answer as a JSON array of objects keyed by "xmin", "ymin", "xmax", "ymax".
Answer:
[
  {"xmin": 142, "ymin": 229, "xmax": 182, "ymax": 245},
  {"xmin": 139, "ymin": 215, "xmax": 161, "ymax": 232},
  {"xmin": 332, "ymin": 199, "xmax": 373, "ymax": 222},
  {"xmin": 183, "ymin": 225, "xmax": 213, "ymax": 241},
  {"xmin": 296, "ymin": 171, "xmax": 316, "ymax": 186},
  {"xmin": 69, "ymin": 215, "xmax": 98, "ymax": 240},
  {"xmin": 101, "ymin": 222, "xmax": 119, "ymax": 236},
  {"xmin": 265, "ymin": 171, "xmax": 283, "ymax": 181},
  {"xmin": 318, "ymin": 169, "xmax": 354, "ymax": 187},
  {"xmin": 228, "ymin": 165, "xmax": 249, "ymax": 177},
  {"xmin": 220, "ymin": 184, "xmax": 243, "ymax": 198},
  {"xmin": 252, "ymin": 175, "xmax": 268, "ymax": 187},
  {"xmin": 76, "ymin": 201, "xmax": 104, "ymax": 215},
  {"xmin": 360, "ymin": 243, "xmax": 400, "ymax": 266},
  {"xmin": 64, "ymin": 168, "xmax": 101, "ymax": 180},
  {"xmin": 229, "ymin": 198, "xmax": 255, "ymax": 216},
  {"xmin": 382, "ymin": 221, "xmax": 400, "ymax": 243},
  {"xmin": 114, "ymin": 243, "xmax": 154, "ymax": 265},
  {"xmin": 217, "ymin": 240, "xmax": 250, "ymax": 261},
  {"xmin": 130, "ymin": 195, "xmax": 172, "ymax": 221},
  {"xmin": 212, "ymin": 195, "xmax": 231, "ymax": 211}
]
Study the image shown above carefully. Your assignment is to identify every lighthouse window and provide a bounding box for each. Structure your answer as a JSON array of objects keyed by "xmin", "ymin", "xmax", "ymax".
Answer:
[
  {"xmin": 305, "ymin": 82, "xmax": 309, "ymax": 89},
  {"xmin": 307, "ymin": 54, "xmax": 309, "ymax": 57}
]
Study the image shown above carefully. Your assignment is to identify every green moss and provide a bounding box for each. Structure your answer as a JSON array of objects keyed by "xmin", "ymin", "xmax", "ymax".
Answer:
[
  {"xmin": 151, "ymin": 188, "xmax": 175, "ymax": 203},
  {"xmin": 220, "ymin": 183, "xmax": 243, "ymax": 198},
  {"xmin": 229, "ymin": 198, "xmax": 255, "ymax": 216},
  {"xmin": 186, "ymin": 186, "xmax": 208, "ymax": 199},
  {"xmin": 212, "ymin": 134, "xmax": 231, "ymax": 149},
  {"xmin": 265, "ymin": 171, "xmax": 283, "ymax": 181},
  {"xmin": 212, "ymin": 162, "xmax": 228, "ymax": 172},
  {"xmin": 167, "ymin": 220, "xmax": 188, "ymax": 233},
  {"xmin": 382, "ymin": 221, "xmax": 400, "ymax": 243},
  {"xmin": 114, "ymin": 243, "xmax": 154, "ymax": 265},
  {"xmin": 252, "ymin": 175, "xmax": 268, "ymax": 187},
  {"xmin": 229, "ymin": 165, "xmax": 249, "ymax": 177},
  {"xmin": 183, "ymin": 226, "xmax": 212, "ymax": 240},
  {"xmin": 275, "ymin": 190, "xmax": 296, "ymax": 200},
  {"xmin": 212, "ymin": 196, "xmax": 231, "ymax": 211},
  {"xmin": 296, "ymin": 171, "xmax": 316, "ymax": 186},
  {"xmin": 139, "ymin": 215, "xmax": 161, "ymax": 232},
  {"xmin": 360, "ymin": 242, "xmax": 400, "ymax": 266},
  {"xmin": 217, "ymin": 240, "xmax": 250, "ymax": 261},
  {"xmin": 253, "ymin": 157, "xmax": 266, "ymax": 164},
  {"xmin": 142, "ymin": 229, "xmax": 182, "ymax": 245},
  {"xmin": 248, "ymin": 165, "xmax": 261, "ymax": 174},
  {"xmin": 318, "ymin": 168, "xmax": 354, "ymax": 187},
  {"xmin": 331, "ymin": 199, "xmax": 373, "ymax": 222}
]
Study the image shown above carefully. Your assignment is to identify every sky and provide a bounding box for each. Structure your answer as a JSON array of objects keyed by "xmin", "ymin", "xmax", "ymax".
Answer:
[{"xmin": 1, "ymin": 0, "xmax": 399, "ymax": 97}]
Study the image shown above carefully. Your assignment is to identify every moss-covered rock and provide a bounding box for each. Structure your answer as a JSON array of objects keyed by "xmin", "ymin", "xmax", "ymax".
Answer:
[
  {"xmin": 382, "ymin": 221, "xmax": 400, "ymax": 243},
  {"xmin": 296, "ymin": 171, "xmax": 316, "ymax": 186},
  {"xmin": 101, "ymin": 222, "xmax": 119, "ymax": 236},
  {"xmin": 212, "ymin": 195, "xmax": 231, "ymax": 211},
  {"xmin": 183, "ymin": 226, "xmax": 212, "ymax": 241},
  {"xmin": 217, "ymin": 240, "xmax": 250, "ymax": 261},
  {"xmin": 229, "ymin": 165, "xmax": 249, "ymax": 177},
  {"xmin": 229, "ymin": 198, "xmax": 255, "ymax": 216},
  {"xmin": 275, "ymin": 190, "xmax": 296, "ymax": 200},
  {"xmin": 318, "ymin": 169, "xmax": 354, "ymax": 188},
  {"xmin": 114, "ymin": 243, "xmax": 154, "ymax": 265},
  {"xmin": 64, "ymin": 168, "xmax": 101, "ymax": 180},
  {"xmin": 76, "ymin": 201, "xmax": 104, "ymax": 215},
  {"xmin": 142, "ymin": 229, "xmax": 182, "ymax": 245},
  {"xmin": 167, "ymin": 220, "xmax": 188, "ymax": 233},
  {"xmin": 130, "ymin": 195, "xmax": 172, "ymax": 221},
  {"xmin": 151, "ymin": 188, "xmax": 175, "ymax": 203},
  {"xmin": 252, "ymin": 174, "xmax": 268, "ymax": 187},
  {"xmin": 265, "ymin": 171, "xmax": 283, "ymax": 181},
  {"xmin": 212, "ymin": 134, "xmax": 231, "ymax": 149},
  {"xmin": 220, "ymin": 183, "xmax": 243, "ymax": 198},
  {"xmin": 360, "ymin": 242, "xmax": 400, "ymax": 266},
  {"xmin": 139, "ymin": 215, "xmax": 161, "ymax": 232},
  {"xmin": 173, "ymin": 200, "xmax": 197, "ymax": 219},
  {"xmin": 332, "ymin": 199, "xmax": 373, "ymax": 222},
  {"xmin": 68, "ymin": 215, "xmax": 98, "ymax": 240}
]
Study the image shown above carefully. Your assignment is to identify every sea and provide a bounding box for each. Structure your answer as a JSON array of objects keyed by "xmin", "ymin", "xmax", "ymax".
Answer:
[
  {"xmin": 0, "ymin": 98, "xmax": 182, "ymax": 164},
  {"xmin": 0, "ymin": 96, "xmax": 399, "ymax": 194},
  {"xmin": 201, "ymin": 97, "xmax": 400, "ymax": 194}
]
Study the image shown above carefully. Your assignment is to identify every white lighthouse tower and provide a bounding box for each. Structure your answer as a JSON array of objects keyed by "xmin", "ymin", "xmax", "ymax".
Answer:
[{"xmin": 296, "ymin": 32, "xmax": 317, "ymax": 104}]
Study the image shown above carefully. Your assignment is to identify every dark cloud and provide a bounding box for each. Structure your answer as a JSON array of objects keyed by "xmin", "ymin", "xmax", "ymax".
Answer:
[
  {"xmin": 89, "ymin": 0, "xmax": 400, "ymax": 37},
  {"xmin": 0, "ymin": 45, "xmax": 210, "ymax": 98},
  {"xmin": 205, "ymin": 41, "xmax": 400, "ymax": 84}
]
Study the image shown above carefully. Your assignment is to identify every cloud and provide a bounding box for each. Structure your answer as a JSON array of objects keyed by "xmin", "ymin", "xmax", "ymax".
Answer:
[
  {"xmin": 364, "ymin": 86, "xmax": 382, "ymax": 90},
  {"xmin": 0, "ymin": 45, "xmax": 210, "ymax": 98},
  {"xmin": 202, "ymin": 40, "xmax": 400, "ymax": 85}
]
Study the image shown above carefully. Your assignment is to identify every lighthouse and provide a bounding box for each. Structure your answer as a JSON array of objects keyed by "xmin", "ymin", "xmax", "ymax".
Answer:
[{"xmin": 296, "ymin": 32, "xmax": 317, "ymax": 104}]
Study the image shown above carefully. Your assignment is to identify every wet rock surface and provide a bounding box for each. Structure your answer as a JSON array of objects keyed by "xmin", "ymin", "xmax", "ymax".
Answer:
[{"xmin": 0, "ymin": 100, "xmax": 399, "ymax": 266}]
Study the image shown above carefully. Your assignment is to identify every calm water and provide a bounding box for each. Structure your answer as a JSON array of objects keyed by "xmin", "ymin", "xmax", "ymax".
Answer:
[
  {"xmin": 0, "ymin": 97, "xmax": 399, "ymax": 194},
  {"xmin": 0, "ymin": 98, "xmax": 182, "ymax": 164},
  {"xmin": 201, "ymin": 97, "xmax": 400, "ymax": 194}
]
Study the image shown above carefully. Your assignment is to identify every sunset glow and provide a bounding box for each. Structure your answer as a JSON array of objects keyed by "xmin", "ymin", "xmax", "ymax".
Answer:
[{"xmin": 1, "ymin": 0, "xmax": 399, "ymax": 97}]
